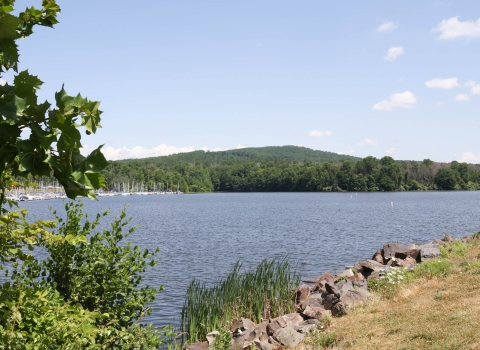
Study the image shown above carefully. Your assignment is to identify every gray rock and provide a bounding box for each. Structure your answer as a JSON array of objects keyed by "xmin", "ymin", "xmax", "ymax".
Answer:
[
  {"xmin": 268, "ymin": 336, "xmax": 281, "ymax": 347},
  {"xmin": 295, "ymin": 284, "xmax": 311, "ymax": 304},
  {"xmin": 230, "ymin": 318, "xmax": 256, "ymax": 333},
  {"xmin": 372, "ymin": 249, "xmax": 384, "ymax": 264},
  {"xmin": 308, "ymin": 292, "xmax": 324, "ymax": 300},
  {"xmin": 331, "ymin": 301, "xmax": 347, "ymax": 317},
  {"xmin": 325, "ymin": 281, "xmax": 338, "ymax": 295},
  {"xmin": 301, "ymin": 318, "xmax": 321, "ymax": 326},
  {"xmin": 261, "ymin": 343, "xmax": 272, "ymax": 350},
  {"xmin": 383, "ymin": 243, "xmax": 409, "ymax": 260},
  {"xmin": 301, "ymin": 306, "xmax": 330, "ymax": 320},
  {"xmin": 338, "ymin": 268, "xmax": 354, "ymax": 279},
  {"xmin": 294, "ymin": 323, "xmax": 318, "ymax": 333},
  {"xmin": 281, "ymin": 313, "xmax": 304, "ymax": 326},
  {"xmin": 273, "ymin": 324, "xmax": 304, "ymax": 347},
  {"xmin": 323, "ymin": 294, "xmax": 339, "ymax": 310},
  {"xmin": 266, "ymin": 317, "xmax": 286, "ymax": 336},
  {"xmin": 300, "ymin": 298, "xmax": 323, "ymax": 310},
  {"xmin": 339, "ymin": 289, "xmax": 370, "ymax": 308},
  {"xmin": 354, "ymin": 259, "xmax": 385, "ymax": 272},
  {"xmin": 420, "ymin": 247, "xmax": 441, "ymax": 261}
]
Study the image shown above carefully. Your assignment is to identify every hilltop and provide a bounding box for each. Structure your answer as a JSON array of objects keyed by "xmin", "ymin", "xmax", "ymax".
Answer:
[{"xmin": 115, "ymin": 146, "xmax": 360, "ymax": 166}]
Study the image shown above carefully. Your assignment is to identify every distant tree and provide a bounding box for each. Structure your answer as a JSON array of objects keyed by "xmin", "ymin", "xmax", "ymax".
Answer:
[{"xmin": 434, "ymin": 168, "xmax": 458, "ymax": 190}]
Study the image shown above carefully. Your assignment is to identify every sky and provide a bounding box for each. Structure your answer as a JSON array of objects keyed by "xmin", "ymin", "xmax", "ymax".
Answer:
[{"xmin": 6, "ymin": 0, "xmax": 480, "ymax": 162}]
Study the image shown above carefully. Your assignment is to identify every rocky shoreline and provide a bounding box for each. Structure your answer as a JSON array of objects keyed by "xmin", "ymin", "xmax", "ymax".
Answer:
[{"xmin": 186, "ymin": 233, "xmax": 474, "ymax": 350}]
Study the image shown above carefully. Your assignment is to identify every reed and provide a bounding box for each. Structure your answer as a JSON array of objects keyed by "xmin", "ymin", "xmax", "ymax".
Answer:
[{"xmin": 181, "ymin": 258, "xmax": 300, "ymax": 344}]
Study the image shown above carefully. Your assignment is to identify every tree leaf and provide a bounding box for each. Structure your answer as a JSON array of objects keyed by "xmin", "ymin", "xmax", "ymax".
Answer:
[{"xmin": 0, "ymin": 13, "xmax": 21, "ymax": 39}]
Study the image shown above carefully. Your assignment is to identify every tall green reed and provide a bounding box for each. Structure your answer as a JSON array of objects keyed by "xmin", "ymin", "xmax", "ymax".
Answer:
[{"xmin": 181, "ymin": 258, "xmax": 300, "ymax": 344}]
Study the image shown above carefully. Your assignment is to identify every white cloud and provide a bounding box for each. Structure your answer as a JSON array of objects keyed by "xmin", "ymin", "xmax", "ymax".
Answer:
[
  {"xmin": 384, "ymin": 46, "xmax": 404, "ymax": 61},
  {"xmin": 378, "ymin": 21, "xmax": 397, "ymax": 32},
  {"xmin": 465, "ymin": 80, "xmax": 476, "ymax": 87},
  {"xmin": 373, "ymin": 91, "xmax": 417, "ymax": 111},
  {"xmin": 358, "ymin": 138, "xmax": 378, "ymax": 146},
  {"xmin": 459, "ymin": 152, "xmax": 480, "ymax": 163},
  {"xmin": 0, "ymin": 78, "xmax": 6, "ymax": 86},
  {"xmin": 425, "ymin": 78, "xmax": 459, "ymax": 89},
  {"xmin": 471, "ymin": 84, "xmax": 480, "ymax": 95},
  {"xmin": 433, "ymin": 16, "xmax": 480, "ymax": 40},
  {"xmin": 386, "ymin": 148, "xmax": 395, "ymax": 155},
  {"xmin": 455, "ymin": 93, "xmax": 470, "ymax": 101},
  {"xmin": 338, "ymin": 150, "xmax": 355, "ymax": 156},
  {"xmin": 236, "ymin": 144, "xmax": 247, "ymax": 149},
  {"xmin": 82, "ymin": 143, "xmax": 196, "ymax": 160},
  {"xmin": 308, "ymin": 130, "xmax": 332, "ymax": 138}
]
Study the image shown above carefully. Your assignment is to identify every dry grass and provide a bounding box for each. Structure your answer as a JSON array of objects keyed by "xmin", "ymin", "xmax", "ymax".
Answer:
[{"xmin": 302, "ymin": 239, "xmax": 480, "ymax": 350}]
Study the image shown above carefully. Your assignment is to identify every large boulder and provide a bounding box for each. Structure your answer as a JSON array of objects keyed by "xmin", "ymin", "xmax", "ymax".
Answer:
[
  {"xmin": 383, "ymin": 243, "xmax": 409, "ymax": 260},
  {"xmin": 312, "ymin": 280, "xmax": 327, "ymax": 293},
  {"xmin": 394, "ymin": 249, "xmax": 421, "ymax": 262},
  {"xmin": 420, "ymin": 247, "xmax": 441, "ymax": 261},
  {"xmin": 295, "ymin": 284, "xmax": 311, "ymax": 304},
  {"xmin": 231, "ymin": 318, "xmax": 256, "ymax": 333},
  {"xmin": 319, "ymin": 271, "xmax": 334, "ymax": 281},
  {"xmin": 339, "ymin": 289, "xmax": 370, "ymax": 308},
  {"xmin": 331, "ymin": 302, "xmax": 347, "ymax": 317},
  {"xmin": 272, "ymin": 324, "xmax": 304, "ymax": 347},
  {"xmin": 371, "ymin": 249, "xmax": 384, "ymax": 264},
  {"xmin": 295, "ymin": 323, "xmax": 318, "ymax": 333},
  {"xmin": 354, "ymin": 260, "xmax": 385, "ymax": 278},
  {"xmin": 325, "ymin": 281, "xmax": 338, "ymax": 295},
  {"xmin": 300, "ymin": 298, "xmax": 323, "ymax": 310},
  {"xmin": 323, "ymin": 294, "xmax": 339, "ymax": 310},
  {"xmin": 337, "ymin": 268, "xmax": 354, "ymax": 279},
  {"xmin": 281, "ymin": 313, "xmax": 304, "ymax": 326},
  {"xmin": 301, "ymin": 306, "xmax": 331, "ymax": 320},
  {"xmin": 266, "ymin": 318, "xmax": 286, "ymax": 336}
]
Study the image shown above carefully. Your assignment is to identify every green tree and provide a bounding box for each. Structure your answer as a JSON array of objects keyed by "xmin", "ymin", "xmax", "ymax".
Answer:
[
  {"xmin": 434, "ymin": 167, "xmax": 458, "ymax": 190},
  {"xmin": 0, "ymin": 2, "xmax": 164, "ymax": 347}
]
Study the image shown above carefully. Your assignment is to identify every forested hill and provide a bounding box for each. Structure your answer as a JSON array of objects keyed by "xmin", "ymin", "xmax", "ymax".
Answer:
[
  {"xmin": 101, "ymin": 146, "xmax": 480, "ymax": 193},
  {"xmin": 116, "ymin": 146, "xmax": 359, "ymax": 166}
]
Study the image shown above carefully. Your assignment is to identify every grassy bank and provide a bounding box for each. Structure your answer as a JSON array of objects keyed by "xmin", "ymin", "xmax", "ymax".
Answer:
[{"xmin": 303, "ymin": 237, "xmax": 480, "ymax": 349}]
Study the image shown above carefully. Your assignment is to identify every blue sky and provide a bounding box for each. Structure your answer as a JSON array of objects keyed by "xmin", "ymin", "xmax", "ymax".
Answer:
[{"xmin": 8, "ymin": 0, "xmax": 480, "ymax": 162}]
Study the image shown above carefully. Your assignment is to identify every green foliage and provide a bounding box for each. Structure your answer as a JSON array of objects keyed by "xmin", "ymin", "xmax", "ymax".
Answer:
[
  {"xmin": 0, "ymin": 2, "xmax": 165, "ymax": 348},
  {"xmin": 181, "ymin": 259, "xmax": 300, "ymax": 344},
  {"xmin": 212, "ymin": 328, "xmax": 232, "ymax": 350},
  {"xmin": 0, "ymin": 0, "xmax": 108, "ymax": 208},
  {"xmin": 13, "ymin": 202, "xmax": 163, "ymax": 346},
  {"xmin": 100, "ymin": 150, "xmax": 480, "ymax": 193},
  {"xmin": 441, "ymin": 241, "xmax": 468, "ymax": 258},
  {"xmin": 413, "ymin": 259, "xmax": 453, "ymax": 279}
]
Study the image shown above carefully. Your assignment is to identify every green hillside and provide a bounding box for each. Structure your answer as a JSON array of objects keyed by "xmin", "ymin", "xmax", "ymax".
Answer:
[{"xmin": 116, "ymin": 146, "xmax": 359, "ymax": 166}]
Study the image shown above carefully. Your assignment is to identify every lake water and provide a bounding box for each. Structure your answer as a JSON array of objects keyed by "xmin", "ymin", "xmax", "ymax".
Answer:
[{"xmin": 17, "ymin": 191, "xmax": 480, "ymax": 328}]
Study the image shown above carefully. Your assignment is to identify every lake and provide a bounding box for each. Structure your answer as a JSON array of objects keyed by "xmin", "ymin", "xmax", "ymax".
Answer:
[{"xmin": 17, "ymin": 191, "xmax": 480, "ymax": 328}]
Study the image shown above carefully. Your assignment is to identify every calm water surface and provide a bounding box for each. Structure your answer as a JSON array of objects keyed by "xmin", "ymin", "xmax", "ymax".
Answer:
[{"xmin": 18, "ymin": 192, "xmax": 480, "ymax": 327}]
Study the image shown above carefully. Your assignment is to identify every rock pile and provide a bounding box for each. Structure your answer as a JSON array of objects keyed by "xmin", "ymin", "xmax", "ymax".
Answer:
[{"xmin": 187, "ymin": 235, "xmax": 474, "ymax": 350}]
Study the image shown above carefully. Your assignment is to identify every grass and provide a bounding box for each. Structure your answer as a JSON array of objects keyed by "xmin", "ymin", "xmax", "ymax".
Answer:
[
  {"xmin": 302, "ymin": 238, "xmax": 480, "ymax": 349},
  {"xmin": 181, "ymin": 258, "xmax": 300, "ymax": 344}
]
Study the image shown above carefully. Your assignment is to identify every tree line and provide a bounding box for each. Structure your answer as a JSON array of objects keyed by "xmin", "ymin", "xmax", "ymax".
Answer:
[{"xmin": 101, "ymin": 156, "xmax": 480, "ymax": 193}]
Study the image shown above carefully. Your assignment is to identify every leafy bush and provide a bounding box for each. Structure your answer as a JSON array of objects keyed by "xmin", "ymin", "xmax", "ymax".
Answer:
[{"xmin": 11, "ymin": 202, "xmax": 163, "ymax": 347}]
